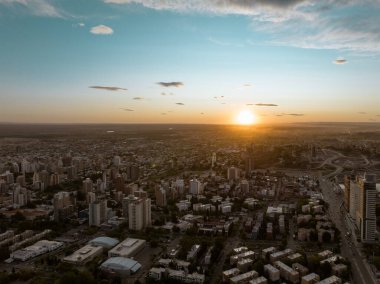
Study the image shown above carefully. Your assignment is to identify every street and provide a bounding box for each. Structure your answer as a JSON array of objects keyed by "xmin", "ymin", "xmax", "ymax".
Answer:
[{"xmin": 320, "ymin": 178, "xmax": 377, "ymax": 284}]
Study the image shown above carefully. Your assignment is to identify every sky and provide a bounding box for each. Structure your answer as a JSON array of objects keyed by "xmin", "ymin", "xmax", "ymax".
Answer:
[{"xmin": 0, "ymin": 0, "xmax": 380, "ymax": 124}]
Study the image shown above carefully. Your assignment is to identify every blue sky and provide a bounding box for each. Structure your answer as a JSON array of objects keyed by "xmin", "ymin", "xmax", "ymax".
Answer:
[{"xmin": 0, "ymin": 0, "xmax": 379, "ymax": 124}]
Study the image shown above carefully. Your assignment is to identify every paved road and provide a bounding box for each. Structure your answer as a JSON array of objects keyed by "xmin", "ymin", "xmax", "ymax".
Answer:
[{"xmin": 320, "ymin": 178, "xmax": 377, "ymax": 284}]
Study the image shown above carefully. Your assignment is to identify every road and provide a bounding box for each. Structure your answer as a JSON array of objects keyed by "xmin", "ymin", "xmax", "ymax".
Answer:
[{"xmin": 320, "ymin": 178, "xmax": 377, "ymax": 284}]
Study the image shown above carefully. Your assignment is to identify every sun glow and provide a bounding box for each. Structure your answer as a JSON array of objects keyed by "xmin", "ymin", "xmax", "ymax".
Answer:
[{"xmin": 236, "ymin": 110, "xmax": 256, "ymax": 125}]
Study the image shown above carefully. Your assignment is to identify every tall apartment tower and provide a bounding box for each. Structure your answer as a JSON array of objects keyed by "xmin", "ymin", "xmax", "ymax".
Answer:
[
  {"xmin": 89, "ymin": 200, "xmax": 107, "ymax": 227},
  {"xmin": 155, "ymin": 187, "xmax": 167, "ymax": 207},
  {"xmin": 245, "ymin": 143, "xmax": 254, "ymax": 175},
  {"xmin": 82, "ymin": 178, "xmax": 93, "ymax": 193},
  {"xmin": 227, "ymin": 167, "xmax": 240, "ymax": 181},
  {"xmin": 53, "ymin": 191, "xmax": 73, "ymax": 222},
  {"xmin": 189, "ymin": 179, "xmax": 203, "ymax": 195},
  {"xmin": 211, "ymin": 152, "xmax": 217, "ymax": 167},
  {"xmin": 358, "ymin": 174, "xmax": 377, "ymax": 243},
  {"xmin": 128, "ymin": 196, "xmax": 151, "ymax": 231},
  {"xmin": 344, "ymin": 175, "xmax": 355, "ymax": 212}
]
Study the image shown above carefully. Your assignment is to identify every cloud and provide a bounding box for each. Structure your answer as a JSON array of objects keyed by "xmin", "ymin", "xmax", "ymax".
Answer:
[
  {"xmin": 89, "ymin": 86, "xmax": 127, "ymax": 91},
  {"xmin": 377, "ymin": 114, "xmax": 380, "ymax": 117},
  {"xmin": 287, "ymin": 113, "xmax": 304, "ymax": 116},
  {"xmin": 120, "ymin": 108, "xmax": 134, "ymax": 111},
  {"xmin": 161, "ymin": 92, "xmax": 175, "ymax": 96},
  {"xmin": 133, "ymin": 97, "xmax": 144, "ymax": 100},
  {"xmin": 103, "ymin": 0, "xmax": 380, "ymax": 53},
  {"xmin": 333, "ymin": 57, "xmax": 347, "ymax": 64},
  {"xmin": 200, "ymin": 112, "xmax": 205, "ymax": 115},
  {"xmin": 161, "ymin": 113, "xmax": 167, "ymax": 115},
  {"xmin": 90, "ymin": 25, "xmax": 114, "ymax": 35},
  {"xmin": 176, "ymin": 102, "xmax": 185, "ymax": 105},
  {"xmin": 246, "ymin": 104, "xmax": 254, "ymax": 106},
  {"xmin": 73, "ymin": 22, "xmax": 85, "ymax": 28},
  {"xmin": 157, "ymin": 82, "xmax": 184, "ymax": 87},
  {"xmin": 255, "ymin": 103, "xmax": 278, "ymax": 107},
  {"xmin": 0, "ymin": 0, "xmax": 63, "ymax": 17},
  {"xmin": 358, "ymin": 112, "xmax": 367, "ymax": 114},
  {"xmin": 104, "ymin": 0, "xmax": 305, "ymax": 11}
]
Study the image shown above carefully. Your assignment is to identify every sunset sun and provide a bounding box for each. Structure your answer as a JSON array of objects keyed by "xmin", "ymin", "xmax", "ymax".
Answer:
[{"xmin": 236, "ymin": 110, "xmax": 257, "ymax": 125}]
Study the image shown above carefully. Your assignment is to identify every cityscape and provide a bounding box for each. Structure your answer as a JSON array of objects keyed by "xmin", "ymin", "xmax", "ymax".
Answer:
[{"xmin": 1, "ymin": 1, "xmax": 380, "ymax": 284}]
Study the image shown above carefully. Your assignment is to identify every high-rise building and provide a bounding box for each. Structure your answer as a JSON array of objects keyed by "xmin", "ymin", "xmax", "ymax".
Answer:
[
  {"xmin": 53, "ymin": 191, "xmax": 74, "ymax": 222},
  {"xmin": 87, "ymin": 192, "xmax": 97, "ymax": 204},
  {"xmin": 189, "ymin": 179, "xmax": 203, "ymax": 195},
  {"xmin": 155, "ymin": 187, "xmax": 167, "ymax": 207},
  {"xmin": 50, "ymin": 173, "xmax": 60, "ymax": 186},
  {"xmin": 343, "ymin": 175, "xmax": 352, "ymax": 212},
  {"xmin": 175, "ymin": 179, "xmax": 185, "ymax": 195},
  {"xmin": 126, "ymin": 165, "xmax": 140, "ymax": 181},
  {"xmin": 349, "ymin": 180, "xmax": 360, "ymax": 220},
  {"xmin": 358, "ymin": 174, "xmax": 377, "ymax": 243},
  {"xmin": 89, "ymin": 200, "xmax": 107, "ymax": 227},
  {"xmin": 114, "ymin": 174, "xmax": 125, "ymax": 192},
  {"xmin": 227, "ymin": 167, "xmax": 240, "ymax": 181},
  {"xmin": 128, "ymin": 194, "xmax": 151, "ymax": 231},
  {"xmin": 211, "ymin": 152, "xmax": 217, "ymax": 167},
  {"xmin": 12, "ymin": 185, "xmax": 31, "ymax": 207},
  {"xmin": 245, "ymin": 143, "xmax": 254, "ymax": 175},
  {"xmin": 82, "ymin": 178, "xmax": 93, "ymax": 193},
  {"xmin": 113, "ymin": 156, "xmax": 121, "ymax": 167}
]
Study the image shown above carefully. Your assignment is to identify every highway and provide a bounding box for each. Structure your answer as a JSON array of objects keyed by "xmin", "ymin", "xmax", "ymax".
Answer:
[{"xmin": 320, "ymin": 178, "xmax": 377, "ymax": 284}]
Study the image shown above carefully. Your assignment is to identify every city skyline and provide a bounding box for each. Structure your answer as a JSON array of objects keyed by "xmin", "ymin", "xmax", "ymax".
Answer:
[{"xmin": 1, "ymin": 0, "xmax": 380, "ymax": 124}]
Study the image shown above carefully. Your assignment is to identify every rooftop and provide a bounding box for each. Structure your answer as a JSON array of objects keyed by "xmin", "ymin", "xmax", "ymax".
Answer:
[{"xmin": 101, "ymin": 257, "xmax": 142, "ymax": 273}]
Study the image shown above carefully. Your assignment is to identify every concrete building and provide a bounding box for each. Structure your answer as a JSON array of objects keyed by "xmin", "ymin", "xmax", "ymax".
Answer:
[
  {"xmin": 100, "ymin": 257, "xmax": 141, "ymax": 276},
  {"xmin": 11, "ymin": 240, "xmax": 63, "ymax": 261},
  {"xmin": 223, "ymin": 268, "xmax": 240, "ymax": 282},
  {"xmin": 155, "ymin": 187, "xmax": 167, "ymax": 207},
  {"xmin": 227, "ymin": 167, "xmax": 240, "ymax": 181},
  {"xmin": 128, "ymin": 195, "xmax": 151, "ymax": 231},
  {"xmin": 82, "ymin": 178, "xmax": 93, "ymax": 193},
  {"xmin": 230, "ymin": 251, "xmax": 255, "ymax": 265},
  {"xmin": 53, "ymin": 191, "xmax": 74, "ymax": 222},
  {"xmin": 230, "ymin": 270, "xmax": 258, "ymax": 284},
  {"xmin": 264, "ymin": 264, "xmax": 280, "ymax": 282},
  {"xmin": 108, "ymin": 238, "xmax": 146, "ymax": 258},
  {"xmin": 358, "ymin": 174, "xmax": 377, "ymax": 242},
  {"xmin": 88, "ymin": 236, "xmax": 119, "ymax": 249},
  {"xmin": 89, "ymin": 200, "xmax": 107, "ymax": 227},
  {"xmin": 316, "ymin": 275, "xmax": 341, "ymax": 284},
  {"xmin": 189, "ymin": 179, "xmax": 203, "ymax": 195},
  {"xmin": 301, "ymin": 273, "xmax": 320, "ymax": 284},
  {"xmin": 63, "ymin": 244, "xmax": 103, "ymax": 265},
  {"xmin": 148, "ymin": 267, "xmax": 166, "ymax": 281},
  {"xmin": 249, "ymin": 277, "xmax": 267, "ymax": 284},
  {"xmin": 237, "ymin": 258, "xmax": 254, "ymax": 272},
  {"xmin": 274, "ymin": 261, "xmax": 300, "ymax": 284}
]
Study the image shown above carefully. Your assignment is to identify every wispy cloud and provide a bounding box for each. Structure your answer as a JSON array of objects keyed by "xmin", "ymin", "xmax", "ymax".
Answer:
[
  {"xmin": 287, "ymin": 113, "xmax": 304, "ymax": 116},
  {"xmin": 120, "ymin": 108, "xmax": 134, "ymax": 111},
  {"xmin": 103, "ymin": 0, "xmax": 380, "ymax": 53},
  {"xmin": 161, "ymin": 92, "xmax": 175, "ymax": 96},
  {"xmin": 358, "ymin": 112, "xmax": 367, "ymax": 114},
  {"xmin": 0, "ymin": 0, "xmax": 64, "ymax": 17},
  {"xmin": 157, "ymin": 81, "xmax": 184, "ymax": 87},
  {"xmin": 255, "ymin": 103, "xmax": 278, "ymax": 107},
  {"xmin": 176, "ymin": 102, "xmax": 185, "ymax": 105},
  {"xmin": 133, "ymin": 97, "xmax": 144, "ymax": 100},
  {"xmin": 90, "ymin": 25, "xmax": 114, "ymax": 35},
  {"xmin": 333, "ymin": 57, "xmax": 347, "ymax": 64},
  {"xmin": 90, "ymin": 86, "xmax": 127, "ymax": 91}
]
